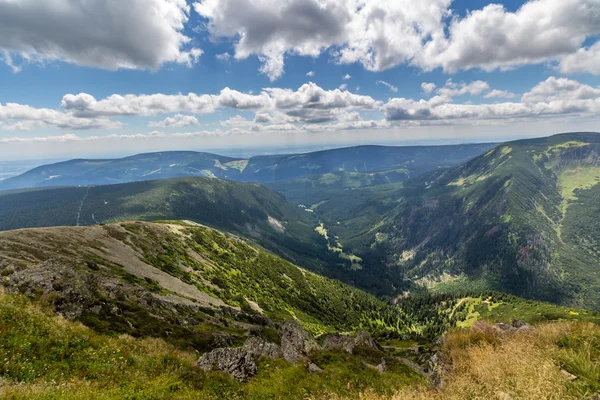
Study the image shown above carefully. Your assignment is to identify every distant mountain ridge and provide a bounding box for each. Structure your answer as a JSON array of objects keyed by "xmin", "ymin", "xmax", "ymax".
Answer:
[{"xmin": 0, "ymin": 143, "xmax": 496, "ymax": 190}]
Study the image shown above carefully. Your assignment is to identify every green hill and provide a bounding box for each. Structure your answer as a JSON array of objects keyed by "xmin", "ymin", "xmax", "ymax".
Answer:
[
  {"xmin": 314, "ymin": 133, "xmax": 600, "ymax": 309},
  {"xmin": 0, "ymin": 177, "xmax": 338, "ymax": 273}
]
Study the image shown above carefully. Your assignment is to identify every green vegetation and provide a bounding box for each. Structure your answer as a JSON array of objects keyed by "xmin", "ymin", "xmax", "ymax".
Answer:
[
  {"xmin": 0, "ymin": 293, "xmax": 423, "ymax": 400},
  {"xmin": 313, "ymin": 132, "xmax": 600, "ymax": 309}
]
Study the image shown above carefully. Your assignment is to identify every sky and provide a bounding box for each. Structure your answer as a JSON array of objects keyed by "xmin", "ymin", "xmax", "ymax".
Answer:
[{"xmin": 1, "ymin": 0, "xmax": 600, "ymax": 160}]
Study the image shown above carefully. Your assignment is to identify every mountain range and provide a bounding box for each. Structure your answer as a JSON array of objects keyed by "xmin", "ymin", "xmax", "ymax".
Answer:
[
  {"xmin": 0, "ymin": 143, "xmax": 495, "ymax": 191},
  {"xmin": 2, "ymin": 133, "xmax": 600, "ymax": 398}
]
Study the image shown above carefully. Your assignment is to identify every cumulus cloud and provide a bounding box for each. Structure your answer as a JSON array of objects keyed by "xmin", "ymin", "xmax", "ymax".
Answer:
[
  {"xmin": 0, "ymin": 0, "xmax": 202, "ymax": 72},
  {"xmin": 193, "ymin": 0, "xmax": 600, "ymax": 79},
  {"xmin": 306, "ymin": 71, "xmax": 315, "ymax": 77},
  {"xmin": 437, "ymin": 80, "xmax": 490, "ymax": 98},
  {"xmin": 420, "ymin": 0, "xmax": 600, "ymax": 72},
  {"xmin": 521, "ymin": 76, "xmax": 600, "ymax": 103},
  {"xmin": 338, "ymin": 84, "xmax": 348, "ymax": 90},
  {"xmin": 559, "ymin": 42, "xmax": 600, "ymax": 75},
  {"xmin": 421, "ymin": 83, "xmax": 437, "ymax": 94},
  {"xmin": 342, "ymin": 74, "xmax": 352, "ymax": 80},
  {"xmin": 61, "ymin": 83, "xmax": 381, "ymax": 126},
  {"xmin": 376, "ymin": 81, "xmax": 398, "ymax": 93},
  {"xmin": 383, "ymin": 76, "xmax": 600, "ymax": 123},
  {"xmin": 148, "ymin": 114, "xmax": 200, "ymax": 128},
  {"xmin": 0, "ymin": 102, "xmax": 120, "ymax": 131}
]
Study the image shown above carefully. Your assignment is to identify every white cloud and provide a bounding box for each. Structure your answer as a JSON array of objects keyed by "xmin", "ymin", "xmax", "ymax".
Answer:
[
  {"xmin": 342, "ymin": 74, "xmax": 352, "ymax": 80},
  {"xmin": 484, "ymin": 89, "xmax": 517, "ymax": 99},
  {"xmin": 0, "ymin": 102, "xmax": 120, "ymax": 131},
  {"xmin": 437, "ymin": 80, "xmax": 490, "ymax": 98},
  {"xmin": 421, "ymin": 83, "xmax": 436, "ymax": 94},
  {"xmin": 521, "ymin": 76, "xmax": 600, "ymax": 103},
  {"xmin": 306, "ymin": 71, "xmax": 315, "ymax": 77},
  {"xmin": 338, "ymin": 83, "xmax": 348, "ymax": 90},
  {"xmin": 0, "ymin": 0, "xmax": 202, "ymax": 71},
  {"xmin": 61, "ymin": 92, "xmax": 217, "ymax": 117},
  {"xmin": 419, "ymin": 0, "xmax": 600, "ymax": 72},
  {"xmin": 148, "ymin": 114, "xmax": 200, "ymax": 128},
  {"xmin": 62, "ymin": 83, "xmax": 381, "ymax": 125},
  {"xmin": 376, "ymin": 80, "xmax": 398, "ymax": 93},
  {"xmin": 383, "ymin": 76, "xmax": 600, "ymax": 123},
  {"xmin": 193, "ymin": 0, "xmax": 600, "ymax": 79},
  {"xmin": 559, "ymin": 42, "xmax": 600, "ymax": 75},
  {"xmin": 216, "ymin": 52, "xmax": 232, "ymax": 61}
]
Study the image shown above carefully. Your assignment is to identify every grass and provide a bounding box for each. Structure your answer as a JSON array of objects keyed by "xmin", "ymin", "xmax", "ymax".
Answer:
[
  {"xmin": 0, "ymin": 293, "xmax": 422, "ymax": 399},
  {"xmin": 559, "ymin": 166, "xmax": 600, "ymax": 202},
  {"xmin": 340, "ymin": 321, "xmax": 600, "ymax": 400}
]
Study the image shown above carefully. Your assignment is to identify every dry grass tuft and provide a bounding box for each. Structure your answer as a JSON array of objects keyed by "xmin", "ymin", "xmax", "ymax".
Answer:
[{"xmin": 350, "ymin": 321, "xmax": 600, "ymax": 400}]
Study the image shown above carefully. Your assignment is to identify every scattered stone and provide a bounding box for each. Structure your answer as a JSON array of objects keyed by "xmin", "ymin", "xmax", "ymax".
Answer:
[
  {"xmin": 322, "ymin": 331, "xmax": 381, "ymax": 354},
  {"xmin": 196, "ymin": 348, "xmax": 257, "ymax": 382},
  {"xmin": 243, "ymin": 336, "xmax": 283, "ymax": 359},
  {"xmin": 308, "ymin": 362, "xmax": 324, "ymax": 373},
  {"xmin": 280, "ymin": 321, "xmax": 320, "ymax": 363},
  {"xmin": 376, "ymin": 357, "xmax": 387, "ymax": 373},
  {"xmin": 561, "ymin": 369, "xmax": 578, "ymax": 381}
]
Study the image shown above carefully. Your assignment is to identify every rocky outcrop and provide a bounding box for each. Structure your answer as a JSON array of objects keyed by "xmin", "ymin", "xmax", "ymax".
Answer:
[
  {"xmin": 196, "ymin": 348, "xmax": 257, "ymax": 382},
  {"xmin": 493, "ymin": 320, "xmax": 533, "ymax": 334},
  {"xmin": 243, "ymin": 336, "xmax": 283, "ymax": 359},
  {"xmin": 280, "ymin": 321, "xmax": 320, "ymax": 363},
  {"xmin": 322, "ymin": 331, "xmax": 381, "ymax": 354}
]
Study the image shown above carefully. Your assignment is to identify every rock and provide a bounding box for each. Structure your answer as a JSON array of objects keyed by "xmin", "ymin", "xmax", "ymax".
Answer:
[
  {"xmin": 212, "ymin": 332, "xmax": 233, "ymax": 348},
  {"xmin": 322, "ymin": 334, "xmax": 356, "ymax": 353},
  {"xmin": 243, "ymin": 336, "xmax": 283, "ymax": 359},
  {"xmin": 494, "ymin": 322, "xmax": 513, "ymax": 332},
  {"xmin": 561, "ymin": 369, "xmax": 578, "ymax": 381},
  {"xmin": 376, "ymin": 357, "xmax": 387, "ymax": 373},
  {"xmin": 196, "ymin": 348, "xmax": 257, "ymax": 382},
  {"xmin": 512, "ymin": 320, "xmax": 532, "ymax": 331},
  {"xmin": 354, "ymin": 331, "xmax": 382, "ymax": 351},
  {"xmin": 280, "ymin": 321, "xmax": 320, "ymax": 363},
  {"xmin": 322, "ymin": 331, "xmax": 381, "ymax": 354},
  {"xmin": 308, "ymin": 362, "xmax": 324, "ymax": 373}
]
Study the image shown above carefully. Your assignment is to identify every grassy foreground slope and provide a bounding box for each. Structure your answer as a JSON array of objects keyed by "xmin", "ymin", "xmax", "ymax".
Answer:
[
  {"xmin": 0, "ymin": 221, "xmax": 457, "ymax": 342},
  {"xmin": 316, "ymin": 132, "xmax": 600, "ymax": 309},
  {"xmin": 0, "ymin": 293, "xmax": 423, "ymax": 400},
  {"xmin": 361, "ymin": 320, "xmax": 600, "ymax": 400}
]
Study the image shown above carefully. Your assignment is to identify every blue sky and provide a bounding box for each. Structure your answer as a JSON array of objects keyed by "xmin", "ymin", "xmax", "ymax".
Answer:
[{"xmin": 1, "ymin": 0, "xmax": 600, "ymax": 159}]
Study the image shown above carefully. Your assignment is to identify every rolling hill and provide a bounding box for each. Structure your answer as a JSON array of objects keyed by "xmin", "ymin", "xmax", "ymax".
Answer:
[
  {"xmin": 0, "ymin": 144, "xmax": 495, "ymax": 191},
  {"xmin": 313, "ymin": 132, "xmax": 600, "ymax": 309},
  {"xmin": 0, "ymin": 177, "xmax": 338, "ymax": 272}
]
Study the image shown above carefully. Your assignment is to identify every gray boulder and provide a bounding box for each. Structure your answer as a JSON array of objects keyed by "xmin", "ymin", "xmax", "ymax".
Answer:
[
  {"xmin": 322, "ymin": 331, "xmax": 381, "ymax": 354},
  {"xmin": 308, "ymin": 362, "xmax": 324, "ymax": 373},
  {"xmin": 243, "ymin": 336, "xmax": 283, "ymax": 359},
  {"xmin": 280, "ymin": 321, "xmax": 320, "ymax": 363},
  {"xmin": 196, "ymin": 348, "xmax": 257, "ymax": 382}
]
